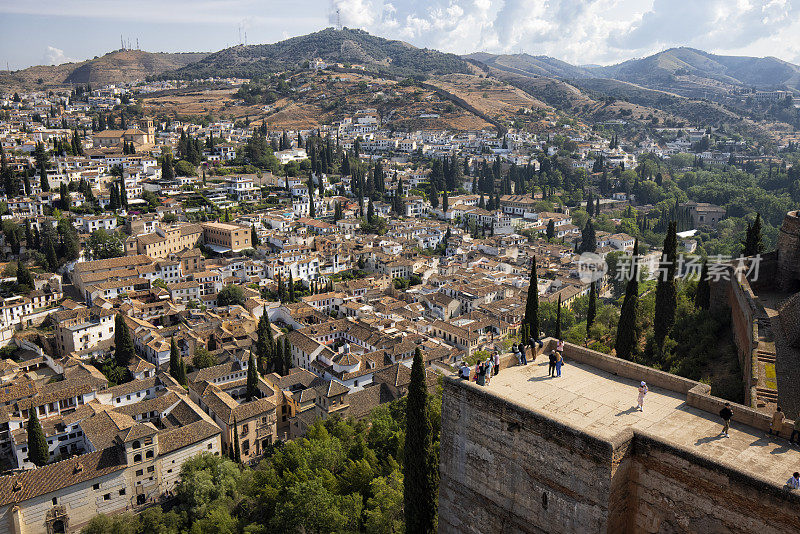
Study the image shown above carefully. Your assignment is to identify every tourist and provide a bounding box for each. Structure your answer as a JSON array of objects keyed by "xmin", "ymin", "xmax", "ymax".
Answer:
[
  {"xmin": 790, "ymin": 416, "xmax": 800, "ymax": 446},
  {"xmin": 529, "ymin": 335, "xmax": 543, "ymax": 354},
  {"xmin": 548, "ymin": 350, "xmax": 557, "ymax": 377},
  {"xmin": 769, "ymin": 406, "xmax": 785, "ymax": 436},
  {"xmin": 555, "ymin": 351, "xmax": 563, "ymax": 377},
  {"xmin": 493, "ymin": 351, "xmax": 500, "ymax": 375},
  {"xmin": 556, "ymin": 338, "xmax": 564, "ymax": 354},
  {"xmin": 786, "ymin": 472, "xmax": 800, "ymax": 490},
  {"xmin": 637, "ymin": 381, "xmax": 648, "ymax": 411},
  {"xmin": 460, "ymin": 362, "xmax": 471, "ymax": 380},
  {"xmin": 485, "ymin": 358, "xmax": 493, "ymax": 385},
  {"xmin": 517, "ymin": 344, "xmax": 527, "ymax": 366},
  {"xmin": 719, "ymin": 402, "xmax": 733, "ymax": 437},
  {"xmin": 476, "ymin": 361, "xmax": 486, "ymax": 386}
]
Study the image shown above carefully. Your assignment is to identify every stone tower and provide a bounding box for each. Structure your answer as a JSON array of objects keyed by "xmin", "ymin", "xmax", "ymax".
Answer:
[
  {"xmin": 776, "ymin": 210, "xmax": 800, "ymax": 291},
  {"xmin": 138, "ymin": 117, "xmax": 155, "ymax": 145}
]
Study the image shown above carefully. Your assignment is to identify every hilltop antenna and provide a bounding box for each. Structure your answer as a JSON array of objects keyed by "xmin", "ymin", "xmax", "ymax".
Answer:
[
  {"xmin": 244, "ymin": 30, "xmax": 247, "ymax": 45},
  {"xmin": 136, "ymin": 38, "xmax": 140, "ymax": 50},
  {"xmin": 336, "ymin": 9, "xmax": 342, "ymax": 31},
  {"xmin": 239, "ymin": 25, "xmax": 242, "ymax": 45},
  {"xmin": 121, "ymin": 34, "xmax": 125, "ymax": 51}
]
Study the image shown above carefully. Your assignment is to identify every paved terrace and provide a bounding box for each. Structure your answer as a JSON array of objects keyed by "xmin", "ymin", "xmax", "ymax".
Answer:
[{"xmin": 482, "ymin": 342, "xmax": 800, "ymax": 484}]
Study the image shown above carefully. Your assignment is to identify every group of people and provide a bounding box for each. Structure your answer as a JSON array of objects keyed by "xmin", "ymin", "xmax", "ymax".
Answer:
[
  {"xmin": 459, "ymin": 351, "xmax": 500, "ymax": 386},
  {"xmin": 458, "ymin": 337, "xmax": 566, "ymax": 387}
]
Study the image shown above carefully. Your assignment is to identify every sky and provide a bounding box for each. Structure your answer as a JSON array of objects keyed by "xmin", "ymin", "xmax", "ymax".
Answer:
[{"xmin": 1, "ymin": 0, "xmax": 799, "ymax": 70}]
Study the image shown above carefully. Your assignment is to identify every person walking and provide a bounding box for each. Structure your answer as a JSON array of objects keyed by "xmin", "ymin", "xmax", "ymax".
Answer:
[
  {"xmin": 548, "ymin": 350, "xmax": 557, "ymax": 377},
  {"xmin": 554, "ymin": 351, "xmax": 563, "ymax": 377},
  {"xmin": 787, "ymin": 472, "xmax": 800, "ymax": 490},
  {"xmin": 493, "ymin": 351, "xmax": 500, "ymax": 375},
  {"xmin": 769, "ymin": 406, "xmax": 785, "ymax": 436},
  {"xmin": 790, "ymin": 416, "xmax": 800, "ymax": 446},
  {"xmin": 719, "ymin": 402, "xmax": 733, "ymax": 437},
  {"xmin": 637, "ymin": 381, "xmax": 648, "ymax": 412}
]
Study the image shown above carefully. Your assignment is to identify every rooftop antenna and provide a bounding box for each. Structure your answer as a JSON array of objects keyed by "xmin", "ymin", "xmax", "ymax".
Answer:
[{"xmin": 336, "ymin": 9, "xmax": 342, "ymax": 31}]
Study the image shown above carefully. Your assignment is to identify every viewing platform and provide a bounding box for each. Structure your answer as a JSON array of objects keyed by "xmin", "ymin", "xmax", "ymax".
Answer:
[{"xmin": 438, "ymin": 340, "xmax": 800, "ymax": 534}]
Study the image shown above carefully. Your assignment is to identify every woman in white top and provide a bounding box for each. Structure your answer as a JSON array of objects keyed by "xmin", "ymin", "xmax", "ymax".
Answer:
[{"xmin": 637, "ymin": 381, "xmax": 648, "ymax": 412}]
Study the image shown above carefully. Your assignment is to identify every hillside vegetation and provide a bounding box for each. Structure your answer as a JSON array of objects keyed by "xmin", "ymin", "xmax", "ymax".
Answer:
[{"xmin": 165, "ymin": 28, "xmax": 471, "ymax": 80}]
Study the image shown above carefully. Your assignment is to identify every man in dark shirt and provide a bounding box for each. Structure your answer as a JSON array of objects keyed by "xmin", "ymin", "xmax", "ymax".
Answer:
[
  {"xmin": 720, "ymin": 402, "xmax": 733, "ymax": 437},
  {"xmin": 548, "ymin": 351, "xmax": 557, "ymax": 377}
]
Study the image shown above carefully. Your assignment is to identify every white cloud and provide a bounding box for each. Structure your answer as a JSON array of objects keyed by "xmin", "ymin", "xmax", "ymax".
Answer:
[
  {"xmin": 327, "ymin": 0, "xmax": 800, "ymax": 65},
  {"xmin": 42, "ymin": 46, "xmax": 74, "ymax": 65}
]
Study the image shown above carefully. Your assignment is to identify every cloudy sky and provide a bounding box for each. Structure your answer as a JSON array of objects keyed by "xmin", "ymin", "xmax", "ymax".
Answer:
[{"xmin": 1, "ymin": 0, "xmax": 799, "ymax": 70}]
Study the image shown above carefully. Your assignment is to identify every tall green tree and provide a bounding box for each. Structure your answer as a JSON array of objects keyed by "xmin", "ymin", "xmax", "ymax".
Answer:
[
  {"xmin": 283, "ymin": 337, "xmax": 292, "ymax": 375},
  {"xmin": 524, "ymin": 257, "xmax": 540, "ymax": 341},
  {"xmin": 170, "ymin": 337, "xmax": 181, "ymax": 382},
  {"xmin": 742, "ymin": 213, "xmax": 765, "ymax": 257},
  {"xmin": 59, "ymin": 182, "xmax": 71, "ymax": 211},
  {"xmin": 615, "ymin": 239, "xmax": 640, "ymax": 360},
  {"xmin": 251, "ymin": 224, "xmax": 259, "ymax": 247},
  {"xmin": 586, "ymin": 281, "xmax": 596, "ymax": 338},
  {"xmin": 654, "ymin": 222, "xmax": 678, "ymax": 347},
  {"xmin": 231, "ymin": 419, "xmax": 241, "ymax": 463},
  {"xmin": 114, "ymin": 314, "xmax": 135, "ymax": 367},
  {"xmin": 16, "ymin": 261, "xmax": 33, "ymax": 291},
  {"xmin": 555, "ymin": 294, "xmax": 563, "ymax": 340},
  {"xmin": 546, "ymin": 219, "xmax": 555, "ymax": 241},
  {"xmin": 27, "ymin": 409, "xmax": 49, "ymax": 467},
  {"xmin": 246, "ymin": 352, "xmax": 258, "ymax": 401},
  {"xmin": 403, "ymin": 347, "xmax": 436, "ymax": 534},
  {"xmin": 695, "ymin": 260, "xmax": 710, "ymax": 310},
  {"xmin": 579, "ymin": 218, "xmax": 596, "ymax": 253}
]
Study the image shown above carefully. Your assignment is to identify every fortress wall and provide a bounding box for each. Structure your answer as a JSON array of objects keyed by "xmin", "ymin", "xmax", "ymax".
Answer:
[
  {"xmin": 629, "ymin": 433, "xmax": 800, "ymax": 534},
  {"xmin": 438, "ymin": 377, "xmax": 618, "ymax": 534},
  {"xmin": 439, "ymin": 377, "xmax": 800, "ymax": 534}
]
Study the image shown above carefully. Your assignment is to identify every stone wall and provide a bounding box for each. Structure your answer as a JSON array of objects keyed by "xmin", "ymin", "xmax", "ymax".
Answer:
[
  {"xmin": 776, "ymin": 211, "xmax": 800, "ymax": 291},
  {"xmin": 439, "ymin": 378, "xmax": 620, "ymax": 533},
  {"xmin": 439, "ymin": 375, "xmax": 800, "ymax": 534}
]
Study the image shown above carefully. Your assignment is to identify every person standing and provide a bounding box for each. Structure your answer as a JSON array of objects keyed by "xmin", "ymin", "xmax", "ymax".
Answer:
[
  {"xmin": 460, "ymin": 362, "xmax": 471, "ymax": 380},
  {"xmin": 769, "ymin": 406, "xmax": 785, "ymax": 436},
  {"xmin": 518, "ymin": 344, "xmax": 527, "ymax": 366},
  {"xmin": 548, "ymin": 351, "xmax": 557, "ymax": 377},
  {"xmin": 476, "ymin": 361, "xmax": 486, "ymax": 386},
  {"xmin": 493, "ymin": 351, "xmax": 500, "ymax": 375},
  {"xmin": 554, "ymin": 351, "xmax": 563, "ymax": 377},
  {"xmin": 637, "ymin": 381, "xmax": 648, "ymax": 411},
  {"xmin": 484, "ymin": 358, "xmax": 493, "ymax": 386},
  {"xmin": 790, "ymin": 416, "xmax": 800, "ymax": 446},
  {"xmin": 556, "ymin": 339, "xmax": 564, "ymax": 355},
  {"xmin": 719, "ymin": 402, "xmax": 733, "ymax": 437}
]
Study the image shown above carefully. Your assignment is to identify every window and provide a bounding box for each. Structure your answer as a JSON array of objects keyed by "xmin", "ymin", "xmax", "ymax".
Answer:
[
  {"xmin": 133, "ymin": 454, "xmax": 142, "ymax": 462},
  {"xmin": 103, "ymin": 493, "xmax": 111, "ymax": 501},
  {"xmin": 207, "ymin": 443, "xmax": 213, "ymax": 450},
  {"xmin": 52, "ymin": 497, "xmax": 58, "ymax": 505},
  {"xmin": 147, "ymin": 466, "xmax": 154, "ymax": 473},
  {"xmin": 93, "ymin": 483, "xmax": 100, "ymax": 490},
  {"xmin": 136, "ymin": 469, "xmax": 143, "ymax": 476},
  {"xmin": 119, "ymin": 489, "xmax": 126, "ymax": 496},
  {"xmin": 145, "ymin": 450, "xmax": 154, "ymax": 459}
]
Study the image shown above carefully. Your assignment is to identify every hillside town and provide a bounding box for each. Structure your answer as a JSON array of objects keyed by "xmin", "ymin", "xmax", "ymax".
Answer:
[{"xmin": 1, "ymin": 63, "xmax": 800, "ymax": 533}]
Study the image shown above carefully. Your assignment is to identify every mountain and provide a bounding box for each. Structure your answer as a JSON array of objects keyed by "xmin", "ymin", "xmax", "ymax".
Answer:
[
  {"xmin": 592, "ymin": 47, "xmax": 800, "ymax": 91},
  {"xmin": 166, "ymin": 28, "xmax": 472, "ymax": 80},
  {"xmin": 464, "ymin": 52, "xmax": 594, "ymax": 79},
  {"xmin": 470, "ymin": 47, "xmax": 800, "ymax": 93},
  {"xmin": 0, "ymin": 50, "xmax": 210, "ymax": 88}
]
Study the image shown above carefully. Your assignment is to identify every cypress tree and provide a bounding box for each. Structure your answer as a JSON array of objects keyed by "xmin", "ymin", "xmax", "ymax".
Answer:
[
  {"xmin": 587, "ymin": 281, "xmax": 597, "ymax": 338},
  {"xmin": 177, "ymin": 356, "xmax": 187, "ymax": 386},
  {"xmin": 695, "ymin": 261, "xmax": 710, "ymax": 310},
  {"xmin": 615, "ymin": 240, "xmax": 640, "ymax": 360},
  {"xmin": 283, "ymin": 337, "xmax": 292, "ymax": 375},
  {"xmin": 579, "ymin": 218, "xmax": 596, "ymax": 253},
  {"xmin": 742, "ymin": 213, "xmax": 765, "ymax": 257},
  {"xmin": 16, "ymin": 261, "xmax": 33, "ymax": 291},
  {"xmin": 524, "ymin": 257, "xmax": 540, "ymax": 341},
  {"xmin": 231, "ymin": 418, "xmax": 241, "ymax": 463},
  {"xmin": 169, "ymin": 337, "xmax": 180, "ymax": 381},
  {"xmin": 251, "ymin": 224, "xmax": 259, "ymax": 247},
  {"xmin": 27, "ymin": 409, "xmax": 49, "ymax": 467},
  {"xmin": 654, "ymin": 222, "xmax": 678, "ymax": 347},
  {"xmin": 39, "ymin": 162, "xmax": 50, "ymax": 192},
  {"xmin": 555, "ymin": 294, "xmax": 563, "ymax": 340},
  {"xmin": 442, "ymin": 189, "xmax": 449, "ymax": 212},
  {"xmin": 114, "ymin": 314, "xmax": 134, "ymax": 366},
  {"xmin": 24, "ymin": 219, "xmax": 32, "ymax": 249},
  {"xmin": 246, "ymin": 352, "xmax": 258, "ymax": 401},
  {"xmin": 288, "ymin": 273, "xmax": 295, "ymax": 303},
  {"xmin": 404, "ymin": 348, "xmax": 436, "ymax": 533},
  {"xmin": 208, "ymin": 333, "xmax": 217, "ymax": 351}
]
